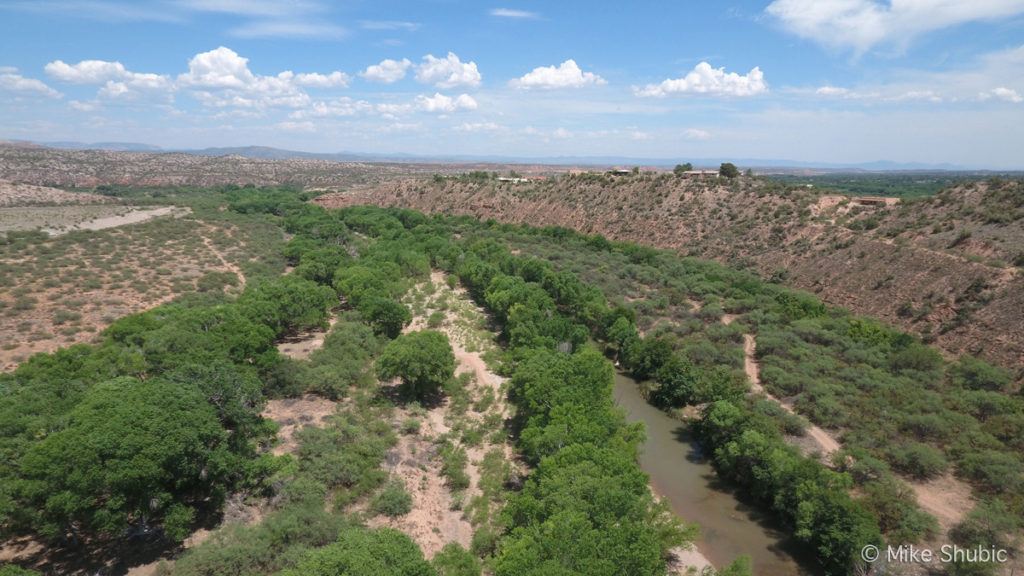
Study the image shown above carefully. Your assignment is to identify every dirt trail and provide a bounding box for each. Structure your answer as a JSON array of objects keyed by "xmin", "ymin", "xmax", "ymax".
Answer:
[
  {"xmin": 909, "ymin": 474, "xmax": 975, "ymax": 533},
  {"xmin": 724, "ymin": 314, "xmax": 841, "ymax": 457},
  {"xmin": 200, "ymin": 226, "xmax": 247, "ymax": 289},
  {"xmin": 722, "ymin": 313, "xmax": 976, "ymax": 533}
]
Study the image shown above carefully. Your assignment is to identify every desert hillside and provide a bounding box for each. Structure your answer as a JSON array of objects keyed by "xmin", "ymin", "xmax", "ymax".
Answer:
[
  {"xmin": 0, "ymin": 144, "xmax": 433, "ymax": 189},
  {"xmin": 317, "ymin": 173, "xmax": 1024, "ymax": 373}
]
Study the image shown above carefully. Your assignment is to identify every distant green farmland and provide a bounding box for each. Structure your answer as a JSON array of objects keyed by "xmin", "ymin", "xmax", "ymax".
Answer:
[{"xmin": 764, "ymin": 173, "xmax": 991, "ymax": 198}]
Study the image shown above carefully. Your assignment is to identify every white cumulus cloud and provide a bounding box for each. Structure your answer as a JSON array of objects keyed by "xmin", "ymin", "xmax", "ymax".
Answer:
[
  {"xmin": 415, "ymin": 52, "xmax": 481, "ymax": 89},
  {"xmin": 176, "ymin": 47, "xmax": 349, "ymax": 110},
  {"xmin": 291, "ymin": 71, "xmax": 350, "ymax": 88},
  {"xmin": 178, "ymin": 46, "xmax": 257, "ymax": 89},
  {"xmin": 360, "ymin": 58, "xmax": 413, "ymax": 83},
  {"xmin": 510, "ymin": 59, "xmax": 606, "ymax": 89},
  {"xmin": 417, "ymin": 92, "xmax": 478, "ymax": 113},
  {"xmin": 45, "ymin": 59, "xmax": 127, "ymax": 83},
  {"xmin": 45, "ymin": 59, "xmax": 173, "ymax": 99},
  {"xmin": 0, "ymin": 72, "xmax": 61, "ymax": 98},
  {"xmin": 635, "ymin": 62, "xmax": 767, "ymax": 98},
  {"xmin": 979, "ymin": 86, "xmax": 1023, "ymax": 103},
  {"xmin": 765, "ymin": 0, "xmax": 1024, "ymax": 54}
]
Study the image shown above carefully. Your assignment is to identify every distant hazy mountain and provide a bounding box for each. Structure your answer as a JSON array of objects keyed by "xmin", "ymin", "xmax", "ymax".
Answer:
[
  {"xmin": 186, "ymin": 146, "xmax": 379, "ymax": 162},
  {"xmin": 41, "ymin": 141, "xmax": 164, "ymax": 152},
  {"xmin": 20, "ymin": 140, "xmax": 990, "ymax": 171}
]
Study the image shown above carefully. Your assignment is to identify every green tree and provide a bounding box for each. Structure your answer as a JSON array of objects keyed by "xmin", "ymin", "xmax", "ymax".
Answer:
[
  {"xmin": 719, "ymin": 163, "xmax": 740, "ymax": 179},
  {"xmin": 279, "ymin": 527, "xmax": 434, "ymax": 576},
  {"xmin": 237, "ymin": 276, "xmax": 336, "ymax": 337},
  {"xmin": 651, "ymin": 355, "xmax": 699, "ymax": 407},
  {"xmin": 376, "ymin": 331, "xmax": 455, "ymax": 399},
  {"xmin": 950, "ymin": 356, "xmax": 1012, "ymax": 392},
  {"xmin": 16, "ymin": 377, "xmax": 236, "ymax": 541},
  {"xmin": 673, "ymin": 163, "xmax": 694, "ymax": 175},
  {"xmin": 370, "ymin": 478, "xmax": 413, "ymax": 517},
  {"xmin": 140, "ymin": 306, "xmax": 276, "ymax": 372},
  {"xmin": 0, "ymin": 566, "xmax": 41, "ymax": 576},
  {"xmin": 360, "ymin": 297, "xmax": 412, "ymax": 339},
  {"xmin": 432, "ymin": 543, "xmax": 481, "ymax": 576}
]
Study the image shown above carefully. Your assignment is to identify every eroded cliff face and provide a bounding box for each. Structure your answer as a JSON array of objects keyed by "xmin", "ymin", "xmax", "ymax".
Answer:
[{"xmin": 317, "ymin": 174, "xmax": 1024, "ymax": 373}]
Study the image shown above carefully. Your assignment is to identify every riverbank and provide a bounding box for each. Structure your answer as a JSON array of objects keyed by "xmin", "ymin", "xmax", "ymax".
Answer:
[{"xmin": 612, "ymin": 372, "xmax": 810, "ymax": 575}]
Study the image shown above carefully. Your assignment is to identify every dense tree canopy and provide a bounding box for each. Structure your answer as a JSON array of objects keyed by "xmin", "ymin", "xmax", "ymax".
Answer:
[
  {"xmin": 14, "ymin": 377, "xmax": 238, "ymax": 542},
  {"xmin": 237, "ymin": 276, "xmax": 336, "ymax": 337},
  {"xmin": 376, "ymin": 331, "xmax": 456, "ymax": 399}
]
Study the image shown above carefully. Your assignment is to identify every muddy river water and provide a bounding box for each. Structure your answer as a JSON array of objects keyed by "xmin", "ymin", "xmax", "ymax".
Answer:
[{"xmin": 612, "ymin": 372, "xmax": 816, "ymax": 575}]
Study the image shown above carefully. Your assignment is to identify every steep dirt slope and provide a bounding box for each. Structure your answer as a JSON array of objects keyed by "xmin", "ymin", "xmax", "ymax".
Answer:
[{"xmin": 317, "ymin": 174, "xmax": 1024, "ymax": 373}]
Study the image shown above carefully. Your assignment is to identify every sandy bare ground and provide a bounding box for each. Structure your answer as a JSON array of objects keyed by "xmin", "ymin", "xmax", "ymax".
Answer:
[
  {"xmin": 369, "ymin": 402, "xmax": 475, "ymax": 557},
  {"xmin": 0, "ymin": 181, "xmax": 112, "ymax": 206},
  {"xmin": 276, "ymin": 315, "xmax": 337, "ymax": 360},
  {"xmin": 667, "ymin": 546, "xmax": 713, "ymax": 574},
  {"xmin": 42, "ymin": 206, "xmax": 190, "ymax": 236},
  {"xmin": 908, "ymin": 474, "xmax": 975, "ymax": 533},
  {"xmin": 262, "ymin": 394, "xmax": 343, "ymax": 456},
  {"xmin": 369, "ymin": 271, "xmax": 513, "ymax": 558},
  {"xmin": 741, "ymin": 333, "xmax": 841, "ymax": 456}
]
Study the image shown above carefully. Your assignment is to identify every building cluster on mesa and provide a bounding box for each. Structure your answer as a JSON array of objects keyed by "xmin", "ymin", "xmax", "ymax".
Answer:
[{"xmin": 606, "ymin": 168, "xmax": 719, "ymax": 178}]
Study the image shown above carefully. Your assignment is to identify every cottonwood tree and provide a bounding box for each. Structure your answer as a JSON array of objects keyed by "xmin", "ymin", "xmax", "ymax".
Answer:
[{"xmin": 376, "ymin": 330, "xmax": 455, "ymax": 400}]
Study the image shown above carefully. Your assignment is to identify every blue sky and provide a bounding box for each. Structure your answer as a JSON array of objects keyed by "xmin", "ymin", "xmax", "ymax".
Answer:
[{"xmin": 1, "ymin": 1, "xmax": 1023, "ymax": 167}]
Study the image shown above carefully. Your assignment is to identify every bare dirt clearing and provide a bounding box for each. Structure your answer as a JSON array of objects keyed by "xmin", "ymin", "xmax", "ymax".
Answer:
[
  {"xmin": 909, "ymin": 474, "xmax": 975, "ymax": 533},
  {"xmin": 368, "ymin": 271, "xmax": 514, "ymax": 558},
  {"xmin": 43, "ymin": 206, "xmax": 189, "ymax": 236},
  {"xmin": 263, "ymin": 394, "xmax": 344, "ymax": 456},
  {"xmin": 0, "ymin": 180, "xmax": 112, "ymax": 206},
  {"xmin": 1, "ymin": 205, "xmax": 122, "ymax": 233},
  {"xmin": 369, "ymin": 398, "xmax": 474, "ymax": 557},
  {"xmin": 276, "ymin": 315, "xmax": 337, "ymax": 360}
]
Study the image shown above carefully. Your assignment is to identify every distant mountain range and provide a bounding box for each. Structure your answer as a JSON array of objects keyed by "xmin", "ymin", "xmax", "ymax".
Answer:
[{"xmin": 11, "ymin": 140, "xmax": 1016, "ymax": 172}]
